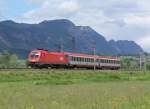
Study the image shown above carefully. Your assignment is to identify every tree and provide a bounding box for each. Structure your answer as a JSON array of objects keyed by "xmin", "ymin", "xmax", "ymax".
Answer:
[
  {"xmin": 121, "ymin": 57, "xmax": 131, "ymax": 70},
  {"xmin": 0, "ymin": 50, "xmax": 20, "ymax": 68}
]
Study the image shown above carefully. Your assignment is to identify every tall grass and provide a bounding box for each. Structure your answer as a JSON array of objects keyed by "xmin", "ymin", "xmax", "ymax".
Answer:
[
  {"xmin": 0, "ymin": 70, "xmax": 150, "ymax": 109},
  {"xmin": 0, "ymin": 69, "xmax": 150, "ymax": 85}
]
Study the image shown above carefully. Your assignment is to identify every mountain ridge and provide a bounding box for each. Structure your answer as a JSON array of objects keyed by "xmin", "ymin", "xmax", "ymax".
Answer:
[{"xmin": 0, "ymin": 19, "xmax": 144, "ymax": 58}]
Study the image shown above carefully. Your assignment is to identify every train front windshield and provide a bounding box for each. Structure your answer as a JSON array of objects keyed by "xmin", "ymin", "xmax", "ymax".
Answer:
[{"xmin": 30, "ymin": 52, "xmax": 40, "ymax": 58}]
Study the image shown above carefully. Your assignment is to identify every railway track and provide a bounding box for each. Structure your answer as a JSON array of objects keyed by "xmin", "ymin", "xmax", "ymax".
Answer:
[
  {"xmin": 0, "ymin": 68, "xmax": 134, "ymax": 72},
  {"xmin": 0, "ymin": 67, "xmax": 121, "ymax": 71}
]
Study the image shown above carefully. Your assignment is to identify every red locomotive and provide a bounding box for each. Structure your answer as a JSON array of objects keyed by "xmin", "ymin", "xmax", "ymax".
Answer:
[{"xmin": 28, "ymin": 49, "xmax": 121, "ymax": 69}]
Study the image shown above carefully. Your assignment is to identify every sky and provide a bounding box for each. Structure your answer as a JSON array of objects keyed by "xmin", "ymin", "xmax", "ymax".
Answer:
[{"xmin": 0, "ymin": 0, "xmax": 150, "ymax": 52}]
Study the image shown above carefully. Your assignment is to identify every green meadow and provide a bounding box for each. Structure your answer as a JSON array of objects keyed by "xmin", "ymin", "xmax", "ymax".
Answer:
[{"xmin": 0, "ymin": 69, "xmax": 150, "ymax": 109}]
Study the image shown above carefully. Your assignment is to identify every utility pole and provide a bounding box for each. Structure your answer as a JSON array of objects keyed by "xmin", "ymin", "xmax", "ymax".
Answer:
[
  {"xmin": 140, "ymin": 54, "xmax": 142, "ymax": 70},
  {"xmin": 144, "ymin": 53, "xmax": 147, "ymax": 73},
  {"xmin": 60, "ymin": 38, "xmax": 63, "ymax": 52},
  {"xmin": 58, "ymin": 38, "xmax": 63, "ymax": 52},
  {"xmin": 71, "ymin": 36, "xmax": 76, "ymax": 52},
  {"xmin": 92, "ymin": 41, "xmax": 96, "ymax": 70}
]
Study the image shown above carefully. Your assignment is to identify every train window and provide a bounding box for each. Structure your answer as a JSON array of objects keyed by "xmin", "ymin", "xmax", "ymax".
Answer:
[
  {"xmin": 73, "ymin": 57, "xmax": 75, "ymax": 61},
  {"xmin": 106, "ymin": 60, "xmax": 108, "ymax": 63},
  {"xmin": 103, "ymin": 60, "xmax": 106, "ymax": 63},
  {"xmin": 74, "ymin": 57, "xmax": 76, "ymax": 61},
  {"xmin": 103, "ymin": 60, "xmax": 105, "ymax": 63},
  {"xmin": 112, "ymin": 60, "xmax": 114, "ymax": 64},
  {"xmin": 76, "ymin": 57, "xmax": 78, "ymax": 62},
  {"xmin": 85, "ymin": 58, "xmax": 87, "ymax": 62},
  {"xmin": 79, "ymin": 57, "xmax": 81, "ymax": 62},
  {"xmin": 89, "ymin": 59, "xmax": 91, "ymax": 62},
  {"xmin": 113, "ymin": 61, "xmax": 115, "ymax": 64},
  {"xmin": 109, "ymin": 60, "xmax": 111, "ymax": 63},
  {"xmin": 77, "ymin": 57, "xmax": 79, "ymax": 62},
  {"xmin": 107, "ymin": 60, "xmax": 109, "ymax": 63},
  {"xmin": 80, "ymin": 57, "xmax": 82, "ymax": 62},
  {"xmin": 31, "ymin": 55, "xmax": 39, "ymax": 58},
  {"xmin": 31, "ymin": 52, "xmax": 40, "ymax": 58},
  {"xmin": 80, "ymin": 58, "xmax": 83, "ymax": 62},
  {"xmin": 83, "ymin": 58, "xmax": 85, "ymax": 62},
  {"xmin": 89, "ymin": 58, "xmax": 91, "ymax": 62},
  {"xmin": 81, "ymin": 58, "xmax": 83, "ymax": 62},
  {"xmin": 100, "ymin": 59, "xmax": 103, "ymax": 63},
  {"xmin": 78, "ymin": 57, "xmax": 81, "ymax": 62},
  {"xmin": 76, "ymin": 57, "xmax": 77, "ymax": 61},
  {"xmin": 92, "ymin": 59, "xmax": 94, "ymax": 62},
  {"xmin": 79, "ymin": 57, "xmax": 80, "ymax": 62},
  {"xmin": 105, "ymin": 60, "xmax": 107, "ymax": 63},
  {"xmin": 71, "ymin": 57, "xmax": 73, "ymax": 61}
]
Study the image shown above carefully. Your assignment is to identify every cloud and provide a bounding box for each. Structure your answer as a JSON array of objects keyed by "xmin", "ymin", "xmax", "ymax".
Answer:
[
  {"xmin": 15, "ymin": 0, "xmax": 150, "ymax": 52},
  {"xmin": 22, "ymin": 0, "xmax": 80, "ymax": 22},
  {"xmin": 0, "ymin": 0, "xmax": 6, "ymax": 21},
  {"xmin": 137, "ymin": 36, "xmax": 150, "ymax": 52},
  {"xmin": 26, "ymin": 0, "xmax": 46, "ymax": 5}
]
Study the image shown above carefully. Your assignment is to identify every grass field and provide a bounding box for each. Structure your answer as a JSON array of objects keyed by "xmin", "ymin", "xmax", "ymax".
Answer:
[{"xmin": 0, "ymin": 69, "xmax": 150, "ymax": 109}]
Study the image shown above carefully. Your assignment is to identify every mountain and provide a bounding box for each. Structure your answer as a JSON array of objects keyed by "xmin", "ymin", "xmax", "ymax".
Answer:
[{"xmin": 0, "ymin": 19, "xmax": 144, "ymax": 58}]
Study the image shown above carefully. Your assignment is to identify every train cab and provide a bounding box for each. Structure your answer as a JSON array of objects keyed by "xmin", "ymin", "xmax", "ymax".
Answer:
[
  {"xmin": 27, "ymin": 49, "xmax": 47, "ymax": 68},
  {"xmin": 29, "ymin": 51, "xmax": 41, "ymax": 62},
  {"xmin": 28, "ymin": 49, "xmax": 69, "ymax": 68}
]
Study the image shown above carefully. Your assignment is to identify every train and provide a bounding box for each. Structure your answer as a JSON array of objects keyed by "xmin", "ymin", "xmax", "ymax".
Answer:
[{"xmin": 27, "ymin": 49, "xmax": 121, "ymax": 70}]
